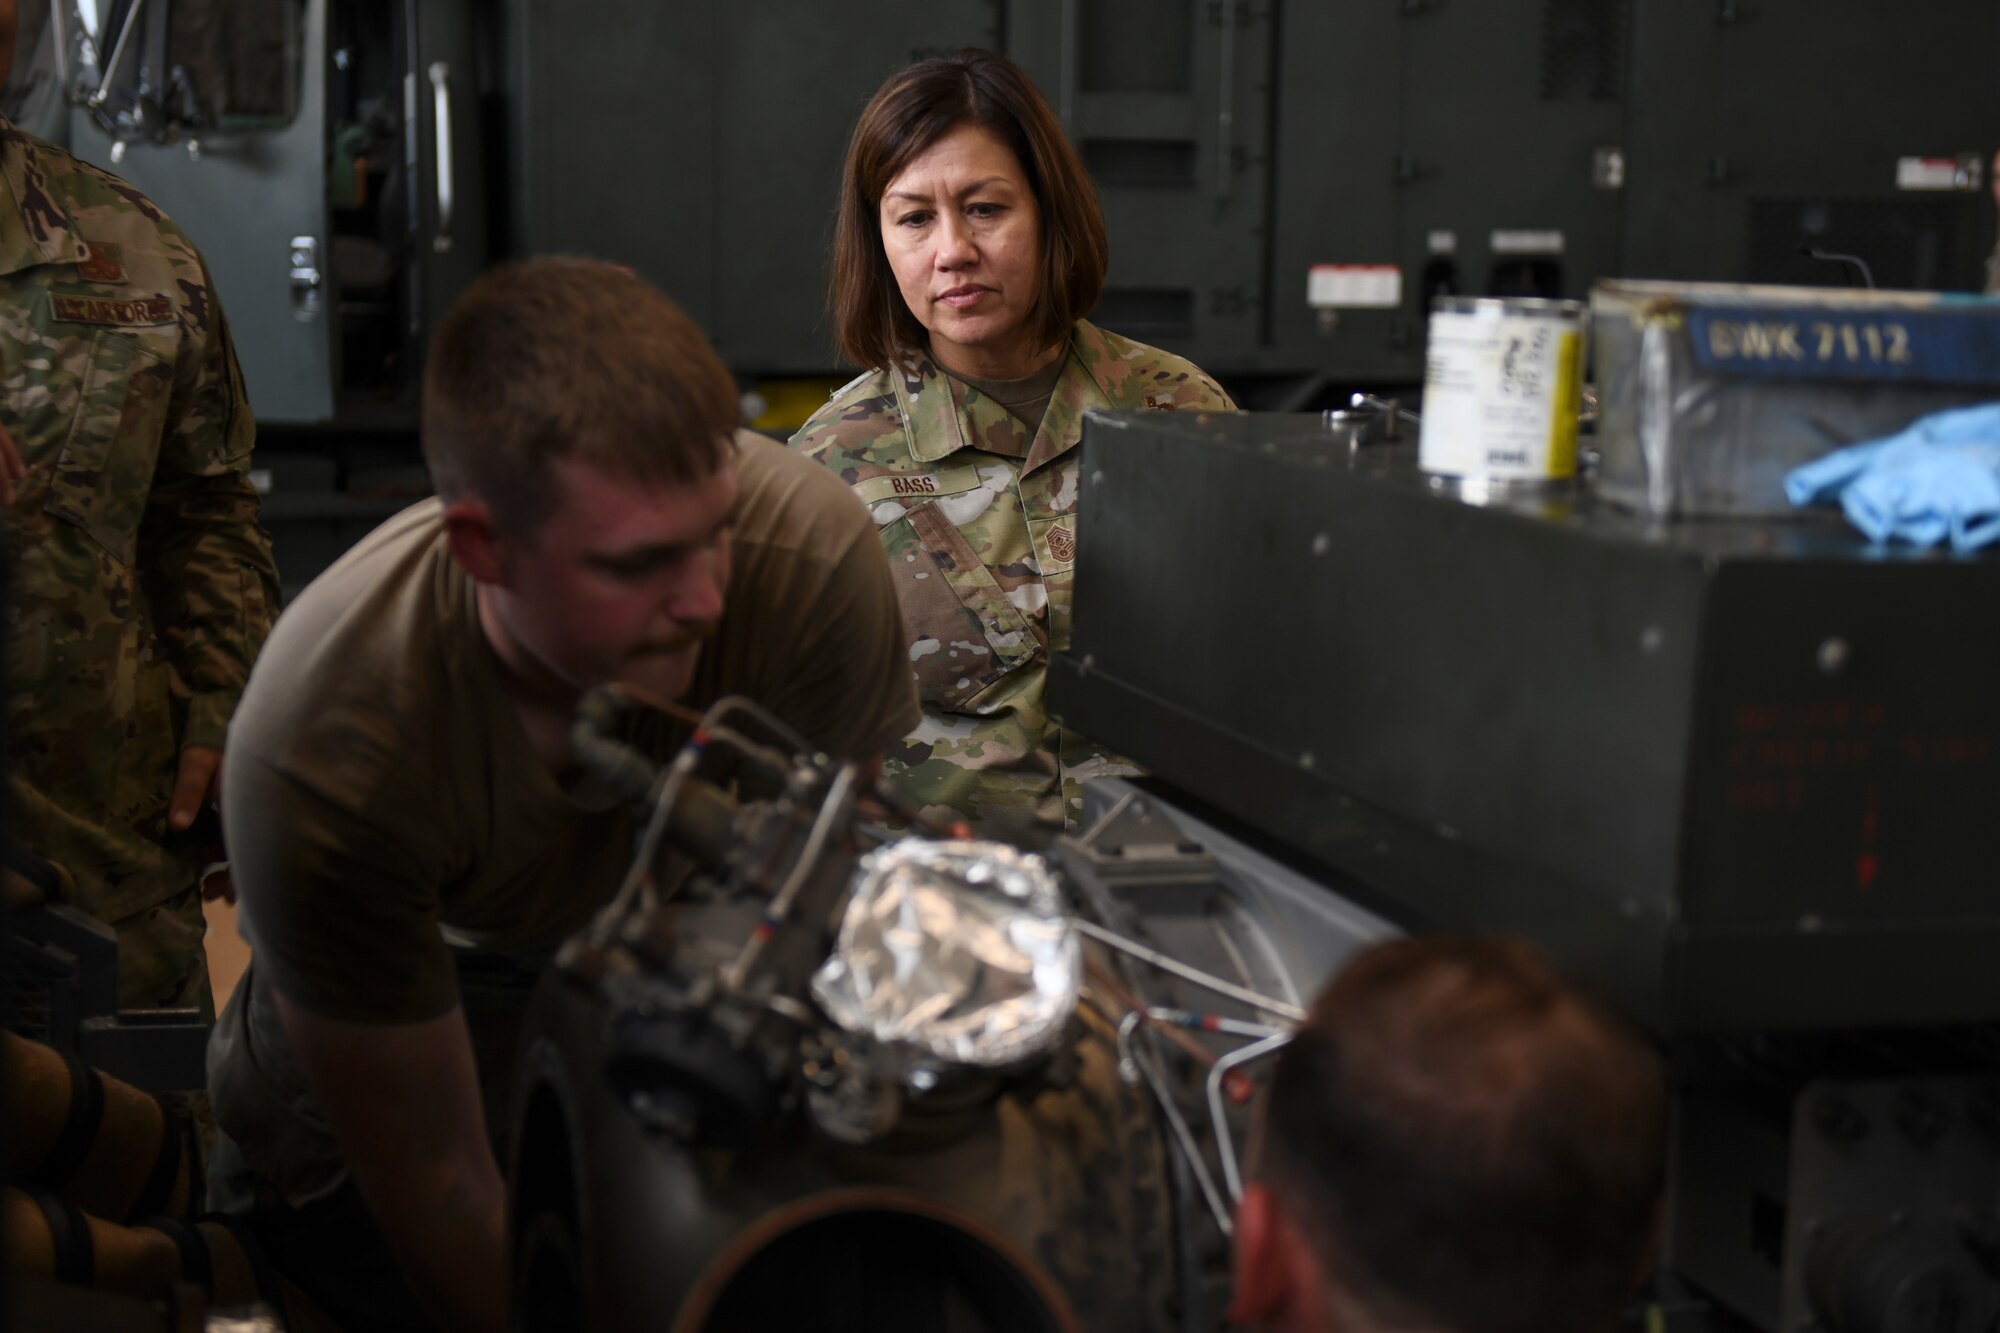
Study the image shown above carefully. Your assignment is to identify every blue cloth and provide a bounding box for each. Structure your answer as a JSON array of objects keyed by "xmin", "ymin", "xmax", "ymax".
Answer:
[{"xmin": 1783, "ymin": 403, "xmax": 2000, "ymax": 552}]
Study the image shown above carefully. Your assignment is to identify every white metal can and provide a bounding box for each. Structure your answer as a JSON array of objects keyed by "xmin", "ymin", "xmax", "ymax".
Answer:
[{"xmin": 1419, "ymin": 296, "xmax": 1585, "ymax": 482}]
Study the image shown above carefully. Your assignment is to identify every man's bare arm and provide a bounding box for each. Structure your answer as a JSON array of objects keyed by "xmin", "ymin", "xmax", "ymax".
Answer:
[{"xmin": 272, "ymin": 989, "xmax": 508, "ymax": 1333}]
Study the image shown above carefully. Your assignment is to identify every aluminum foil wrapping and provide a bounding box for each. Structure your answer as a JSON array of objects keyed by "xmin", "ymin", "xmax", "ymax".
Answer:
[{"xmin": 810, "ymin": 839, "xmax": 1080, "ymax": 1073}]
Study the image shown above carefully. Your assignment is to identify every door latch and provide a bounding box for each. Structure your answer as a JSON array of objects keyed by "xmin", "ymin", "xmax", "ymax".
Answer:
[{"xmin": 289, "ymin": 235, "xmax": 322, "ymax": 322}]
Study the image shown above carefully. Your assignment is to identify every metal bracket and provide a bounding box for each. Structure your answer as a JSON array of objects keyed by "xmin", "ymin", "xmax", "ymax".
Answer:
[{"xmin": 289, "ymin": 235, "xmax": 322, "ymax": 322}]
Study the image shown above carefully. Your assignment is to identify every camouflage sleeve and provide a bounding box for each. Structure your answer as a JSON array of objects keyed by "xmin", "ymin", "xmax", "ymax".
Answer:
[
  {"xmin": 790, "ymin": 407, "xmax": 855, "ymax": 466},
  {"xmin": 788, "ymin": 374, "xmax": 902, "ymax": 468},
  {"xmin": 1177, "ymin": 358, "xmax": 1237, "ymax": 413},
  {"xmin": 138, "ymin": 260, "xmax": 279, "ymax": 751}
]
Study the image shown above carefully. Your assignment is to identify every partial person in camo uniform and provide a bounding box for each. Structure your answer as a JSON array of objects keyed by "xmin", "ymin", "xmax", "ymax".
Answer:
[
  {"xmin": 1987, "ymin": 149, "xmax": 2000, "ymax": 295},
  {"xmin": 0, "ymin": 18, "xmax": 278, "ymax": 1017},
  {"xmin": 794, "ymin": 49, "xmax": 1234, "ymax": 848}
]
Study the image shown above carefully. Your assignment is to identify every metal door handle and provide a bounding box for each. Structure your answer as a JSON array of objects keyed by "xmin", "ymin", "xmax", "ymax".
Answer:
[
  {"xmin": 289, "ymin": 235, "xmax": 322, "ymax": 322},
  {"xmin": 429, "ymin": 60, "xmax": 454, "ymax": 253}
]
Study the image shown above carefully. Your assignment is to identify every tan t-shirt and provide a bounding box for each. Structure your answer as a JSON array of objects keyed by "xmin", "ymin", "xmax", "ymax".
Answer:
[
  {"xmin": 209, "ymin": 432, "xmax": 917, "ymax": 1203},
  {"xmin": 954, "ymin": 355, "xmax": 1066, "ymax": 444}
]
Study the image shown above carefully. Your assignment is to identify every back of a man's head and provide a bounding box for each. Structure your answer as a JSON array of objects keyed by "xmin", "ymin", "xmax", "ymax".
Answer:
[
  {"xmin": 420, "ymin": 255, "xmax": 739, "ymax": 538},
  {"xmin": 1242, "ymin": 936, "xmax": 1665, "ymax": 1333}
]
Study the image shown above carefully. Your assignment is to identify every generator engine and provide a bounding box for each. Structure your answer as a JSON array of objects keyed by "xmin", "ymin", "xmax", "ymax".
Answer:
[{"xmin": 509, "ymin": 687, "xmax": 1327, "ymax": 1332}]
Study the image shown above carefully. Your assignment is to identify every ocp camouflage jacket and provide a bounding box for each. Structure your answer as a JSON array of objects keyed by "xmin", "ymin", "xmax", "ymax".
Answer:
[
  {"xmin": 1, "ymin": 117, "xmax": 278, "ymax": 923},
  {"xmin": 794, "ymin": 319, "xmax": 1233, "ymax": 846}
]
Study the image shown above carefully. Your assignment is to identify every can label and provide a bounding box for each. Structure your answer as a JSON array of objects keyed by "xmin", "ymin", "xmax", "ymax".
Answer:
[{"xmin": 1420, "ymin": 305, "xmax": 1582, "ymax": 480}]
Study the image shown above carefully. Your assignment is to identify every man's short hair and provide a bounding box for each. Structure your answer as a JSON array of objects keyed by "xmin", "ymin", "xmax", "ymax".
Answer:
[
  {"xmin": 830, "ymin": 48, "xmax": 1109, "ymax": 370},
  {"xmin": 1257, "ymin": 937, "xmax": 1665, "ymax": 1333},
  {"xmin": 421, "ymin": 256, "xmax": 740, "ymax": 537}
]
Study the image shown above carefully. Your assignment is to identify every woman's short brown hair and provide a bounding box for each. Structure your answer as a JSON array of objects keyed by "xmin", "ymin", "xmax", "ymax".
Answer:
[
  {"xmin": 421, "ymin": 256, "xmax": 739, "ymax": 538},
  {"xmin": 830, "ymin": 50, "xmax": 1108, "ymax": 370}
]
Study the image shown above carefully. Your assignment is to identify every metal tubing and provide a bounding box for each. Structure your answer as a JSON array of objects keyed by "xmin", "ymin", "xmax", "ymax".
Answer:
[
  {"xmin": 1145, "ymin": 1007, "xmax": 1285, "ymax": 1040},
  {"xmin": 1207, "ymin": 1031, "xmax": 1292, "ymax": 1203},
  {"xmin": 1074, "ymin": 789, "xmax": 1139, "ymax": 849},
  {"xmin": 1118, "ymin": 1011, "xmax": 1234, "ymax": 1236},
  {"xmin": 1075, "ymin": 918, "xmax": 1306, "ymax": 1024},
  {"xmin": 723, "ymin": 764, "xmax": 858, "ymax": 991},
  {"xmin": 589, "ymin": 747, "xmax": 701, "ymax": 948},
  {"xmin": 428, "ymin": 61, "xmax": 454, "ymax": 252},
  {"xmin": 49, "ymin": 0, "xmax": 72, "ymax": 100},
  {"xmin": 90, "ymin": 0, "xmax": 146, "ymax": 107}
]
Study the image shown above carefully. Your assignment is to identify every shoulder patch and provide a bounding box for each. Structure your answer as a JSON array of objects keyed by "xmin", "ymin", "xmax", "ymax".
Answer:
[{"xmin": 77, "ymin": 241, "xmax": 126, "ymax": 284}]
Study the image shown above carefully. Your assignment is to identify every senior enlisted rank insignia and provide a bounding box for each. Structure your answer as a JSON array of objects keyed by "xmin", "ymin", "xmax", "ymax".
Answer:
[{"xmin": 1047, "ymin": 524, "xmax": 1077, "ymax": 565}]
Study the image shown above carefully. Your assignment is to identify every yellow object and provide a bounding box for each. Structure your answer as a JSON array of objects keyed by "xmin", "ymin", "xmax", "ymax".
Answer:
[
  {"xmin": 749, "ymin": 378, "xmax": 850, "ymax": 435},
  {"xmin": 1548, "ymin": 328, "xmax": 1582, "ymax": 478}
]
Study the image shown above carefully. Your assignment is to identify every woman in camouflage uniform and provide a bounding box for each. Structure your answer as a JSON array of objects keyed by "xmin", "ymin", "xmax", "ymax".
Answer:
[{"xmin": 794, "ymin": 49, "xmax": 1234, "ymax": 848}]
